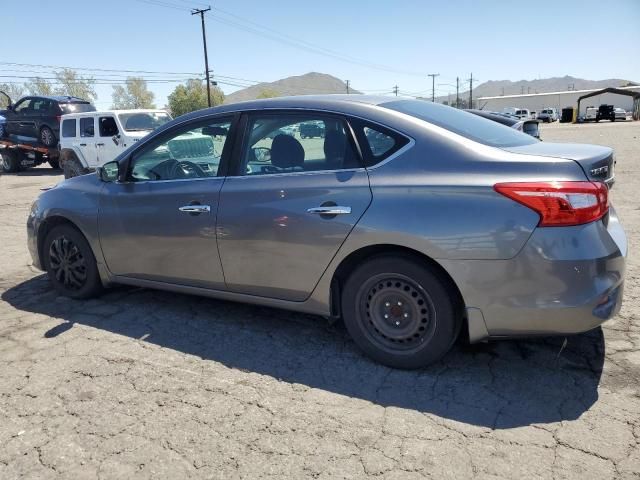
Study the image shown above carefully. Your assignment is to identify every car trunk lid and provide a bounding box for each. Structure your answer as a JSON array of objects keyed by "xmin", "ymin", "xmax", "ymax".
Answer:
[{"xmin": 502, "ymin": 142, "xmax": 615, "ymax": 188}]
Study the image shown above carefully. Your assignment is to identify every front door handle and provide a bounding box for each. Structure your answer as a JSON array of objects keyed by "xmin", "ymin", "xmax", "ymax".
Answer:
[
  {"xmin": 79, "ymin": 143, "xmax": 87, "ymax": 147},
  {"xmin": 179, "ymin": 205, "xmax": 211, "ymax": 214},
  {"xmin": 307, "ymin": 206, "xmax": 351, "ymax": 215},
  {"xmin": 96, "ymin": 143, "xmax": 105, "ymax": 147}
]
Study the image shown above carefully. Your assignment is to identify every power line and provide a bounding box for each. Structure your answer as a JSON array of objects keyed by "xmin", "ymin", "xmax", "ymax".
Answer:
[{"xmin": 0, "ymin": 61, "xmax": 200, "ymax": 76}]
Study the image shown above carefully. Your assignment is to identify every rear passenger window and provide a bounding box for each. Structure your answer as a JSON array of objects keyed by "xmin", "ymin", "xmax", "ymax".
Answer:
[
  {"xmin": 80, "ymin": 117, "xmax": 94, "ymax": 137},
  {"xmin": 354, "ymin": 122, "xmax": 409, "ymax": 167},
  {"xmin": 61, "ymin": 119, "xmax": 76, "ymax": 138},
  {"xmin": 241, "ymin": 114, "xmax": 361, "ymax": 176}
]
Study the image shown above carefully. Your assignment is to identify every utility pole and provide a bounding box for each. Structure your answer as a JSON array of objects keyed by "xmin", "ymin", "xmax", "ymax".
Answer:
[
  {"xmin": 527, "ymin": 86, "xmax": 531, "ymax": 94},
  {"xmin": 345, "ymin": 80, "xmax": 350, "ymax": 94},
  {"xmin": 521, "ymin": 85, "xmax": 525, "ymax": 94},
  {"xmin": 456, "ymin": 77, "xmax": 459, "ymax": 108},
  {"xmin": 192, "ymin": 6, "xmax": 212, "ymax": 107},
  {"xmin": 393, "ymin": 85, "xmax": 399, "ymax": 96},
  {"xmin": 467, "ymin": 73, "xmax": 477, "ymax": 109},
  {"xmin": 427, "ymin": 73, "xmax": 440, "ymax": 102}
]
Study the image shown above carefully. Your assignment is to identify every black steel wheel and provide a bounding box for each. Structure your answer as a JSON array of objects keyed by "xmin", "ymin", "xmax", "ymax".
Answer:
[
  {"xmin": 44, "ymin": 225, "xmax": 103, "ymax": 299},
  {"xmin": 342, "ymin": 255, "xmax": 461, "ymax": 369},
  {"xmin": 359, "ymin": 274, "xmax": 437, "ymax": 352}
]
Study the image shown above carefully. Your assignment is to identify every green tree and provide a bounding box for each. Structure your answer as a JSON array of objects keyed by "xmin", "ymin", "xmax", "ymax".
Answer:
[
  {"xmin": 0, "ymin": 83, "xmax": 25, "ymax": 106},
  {"xmin": 112, "ymin": 77, "xmax": 156, "ymax": 109},
  {"xmin": 167, "ymin": 79, "xmax": 224, "ymax": 117},
  {"xmin": 256, "ymin": 88, "xmax": 280, "ymax": 99},
  {"xmin": 54, "ymin": 69, "xmax": 97, "ymax": 101},
  {"xmin": 25, "ymin": 77, "xmax": 54, "ymax": 96}
]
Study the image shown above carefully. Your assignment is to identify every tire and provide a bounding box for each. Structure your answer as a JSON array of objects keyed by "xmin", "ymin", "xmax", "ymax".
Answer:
[
  {"xmin": 40, "ymin": 126, "xmax": 56, "ymax": 147},
  {"xmin": 1, "ymin": 149, "xmax": 22, "ymax": 173},
  {"xmin": 48, "ymin": 158, "xmax": 60, "ymax": 169},
  {"xmin": 341, "ymin": 255, "xmax": 461, "ymax": 369},
  {"xmin": 63, "ymin": 156, "xmax": 89, "ymax": 179},
  {"xmin": 43, "ymin": 225, "xmax": 103, "ymax": 299}
]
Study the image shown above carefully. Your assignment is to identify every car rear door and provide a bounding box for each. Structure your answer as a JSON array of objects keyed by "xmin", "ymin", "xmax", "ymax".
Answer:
[
  {"xmin": 98, "ymin": 115, "xmax": 237, "ymax": 289},
  {"xmin": 78, "ymin": 116, "xmax": 98, "ymax": 166},
  {"xmin": 216, "ymin": 111, "xmax": 372, "ymax": 301}
]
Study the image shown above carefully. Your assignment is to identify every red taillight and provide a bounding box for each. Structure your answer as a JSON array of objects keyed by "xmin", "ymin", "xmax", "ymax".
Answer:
[{"xmin": 494, "ymin": 181, "xmax": 608, "ymax": 227}]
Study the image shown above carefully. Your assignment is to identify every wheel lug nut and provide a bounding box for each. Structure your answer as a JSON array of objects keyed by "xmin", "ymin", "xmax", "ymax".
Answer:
[
  {"xmin": 395, "ymin": 321, "xmax": 400, "ymax": 326},
  {"xmin": 403, "ymin": 313, "xmax": 409, "ymax": 318},
  {"xmin": 384, "ymin": 314, "xmax": 389, "ymax": 319},
  {"xmin": 397, "ymin": 301, "xmax": 402, "ymax": 306},
  {"xmin": 385, "ymin": 302, "xmax": 390, "ymax": 307}
]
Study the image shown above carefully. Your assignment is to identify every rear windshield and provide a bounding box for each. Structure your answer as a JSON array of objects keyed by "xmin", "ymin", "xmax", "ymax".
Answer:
[
  {"xmin": 118, "ymin": 112, "xmax": 172, "ymax": 132},
  {"xmin": 59, "ymin": 102, "xmax": 96, "ymax": 114},
  {"xmin": 382, "ymin": 100, "xmax": 538, "ymax": 148}
]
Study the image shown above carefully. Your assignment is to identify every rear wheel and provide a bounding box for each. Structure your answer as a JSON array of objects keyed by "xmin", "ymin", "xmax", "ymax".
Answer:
[
  {"xmin": 1, "ymin": 150, "xmax": 22, "ymax": 173},
  {"xmin": 63, "ymin": 157, "xmax": 89, "ymax": 179},
  {"xmin": 341, "ymin": 255, "xmax": 461, "ymax": 369},
  {"xmin": 40, "ymin": 126, "xmax": 56, "ymax": 147},
  {"xmin": 43, "ymin": 225, "xmax": 103, "ymax": 299}
]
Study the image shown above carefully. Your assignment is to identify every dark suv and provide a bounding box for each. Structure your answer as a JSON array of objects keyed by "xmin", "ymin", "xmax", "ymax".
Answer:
[
  {"xmin": 596, "ymin": 104, "xmax": 616, "ymax": 122},
  {"xmin": 0, "ymin": 95, "xmax": 95, "ymax": 146}
]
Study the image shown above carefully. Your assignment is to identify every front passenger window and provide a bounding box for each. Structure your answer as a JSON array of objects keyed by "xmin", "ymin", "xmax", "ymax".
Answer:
[{"xmin": 129, "ymin": 119, "xmax": 231, "ymax": 181}]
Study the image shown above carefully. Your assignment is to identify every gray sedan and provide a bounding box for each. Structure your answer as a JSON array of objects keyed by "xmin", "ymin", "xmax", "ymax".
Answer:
[{"xmin": 27, "ymin": 96, "xmax": 627, "ymax": 369}]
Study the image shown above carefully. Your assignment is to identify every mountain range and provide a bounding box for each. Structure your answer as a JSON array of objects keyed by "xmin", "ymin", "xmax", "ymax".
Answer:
[{"xmin": 224, "ymin": 73, "xmax": 638, "ymax": 104}]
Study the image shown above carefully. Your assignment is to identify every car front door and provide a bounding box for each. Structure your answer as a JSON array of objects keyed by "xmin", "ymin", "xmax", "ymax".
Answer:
[
  {"xmin": 5, "ymin": 98, "xmax": 32, "ymax": 136},
  {"xmin": 97, "ymin": 115, "xmax": 121, "ymax": 168},
  {"xmin": 98, "ymin": 116, "xmax": 236, "ymax": 289},
  {"xmin": 216, "ymin": 111, "xmax": 372, "ymax": 301}
]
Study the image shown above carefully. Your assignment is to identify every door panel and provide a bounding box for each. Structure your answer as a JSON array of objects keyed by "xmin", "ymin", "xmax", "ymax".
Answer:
[
  {"xmin": 78, "ymin": 116, "xmax": 98, "ymax": 165},
  {"xmin": 98, "ymin": 179, "xmax": 225, "ymax": 288},
  {"xmin": 217, "ymin": 171, "xmax": 371, "ymax": 300}
]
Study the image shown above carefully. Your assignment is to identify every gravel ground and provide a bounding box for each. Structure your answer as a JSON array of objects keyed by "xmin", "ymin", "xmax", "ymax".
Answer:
[{"xmin": 0, "ymin": 121, "xmax": 639, "ymax": 479}]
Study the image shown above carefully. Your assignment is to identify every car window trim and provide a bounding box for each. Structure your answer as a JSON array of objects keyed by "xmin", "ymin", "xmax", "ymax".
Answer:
[
  {"xmin": 349, "ymin": 117, "xmax": 412, "ymax": 168},
  {"xmin": 125, "ymin": 112, "xmax": 240, "ymax": 182},
  {"xmin": 231, "ymin": 109, "xmax": 365, "ymax": 177}
]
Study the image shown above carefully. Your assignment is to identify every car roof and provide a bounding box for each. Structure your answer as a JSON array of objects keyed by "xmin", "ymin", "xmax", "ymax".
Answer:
[{"xmin": 22, "ymin": 95, "xmax": 90, "ymax": 103}]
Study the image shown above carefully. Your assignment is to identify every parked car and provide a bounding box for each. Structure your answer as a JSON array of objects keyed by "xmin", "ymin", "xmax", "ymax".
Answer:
[
  {"xmin": 299, "ymin": 120, "xmax": 325, "ymax": 138},
  {"xmin": 514, "ymin": 108, "xmax": 531, "ymax": 119},
  {"xmin": 584, "ymin": 106, "xmax": 598, "ymax": 122},
  {"xmin": 0, "ymin": 95, "xmax": 95, "ymax": 146},
  {"xmin": 614, "ymin": 108, "xmax": 627, "ymax": 121},
  {"xmin": 597, "ymin": 104, "xmax": 615, "ymax": 122},
  {"xmin": 537, "ymin": 108, "xmax": 558, "ymax": 122},
  {"xmin": 466, "ymin": 109, "xmax": 541, "ymax": 139},
  {"xmin": 27, "ymin": 96, "xmax": 626, "ymax": 369},
  {"xmin": 59, "ymin": 109, "xmax": 172, "ymax": 178}
]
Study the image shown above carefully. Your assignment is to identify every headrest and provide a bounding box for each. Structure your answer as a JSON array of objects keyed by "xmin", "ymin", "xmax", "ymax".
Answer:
[{"xmin": 271, "ymin": 134, "xmax": 304, "ymax": 169}]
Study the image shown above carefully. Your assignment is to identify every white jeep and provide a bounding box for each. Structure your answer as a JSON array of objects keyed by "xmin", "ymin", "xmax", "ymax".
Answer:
[{"xmin": 59, "ymin": 109, "xmax": 172, "ymax": 179}]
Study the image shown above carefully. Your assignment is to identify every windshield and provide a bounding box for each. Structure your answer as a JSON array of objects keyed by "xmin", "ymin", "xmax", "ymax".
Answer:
[
  {"xmin": 383, "ymin": 100, "xmax": 538, "ymax": 147},
  {"xmin": 118, "ymin": 112, "xmax": 172, "ymax": 132}
]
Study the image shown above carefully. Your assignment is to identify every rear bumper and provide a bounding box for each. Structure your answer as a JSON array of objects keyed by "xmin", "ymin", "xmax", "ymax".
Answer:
[{"xmin": 442, "ymin": 208, "xmax": 627, "ymax": 340}]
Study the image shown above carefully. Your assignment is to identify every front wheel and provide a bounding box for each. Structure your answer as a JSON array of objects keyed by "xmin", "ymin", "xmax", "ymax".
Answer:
[
  {"xmin": 63, "ymin": 157, "xmax": 89, "ymax": 179},
  {"xmin": 1, "ymin": 150, "xmax": 22, "ymax": 173},
  {"xmin": 43, "ymin": 225, "xmax": 103, "ymax": 299},
  {"xmin": 341, "ymin": 255, "xmax": 461, "ymax": 369}
]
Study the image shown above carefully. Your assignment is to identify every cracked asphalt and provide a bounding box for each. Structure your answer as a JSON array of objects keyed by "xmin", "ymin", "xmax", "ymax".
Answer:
[{"xmin": 0, "ymin": 121, "xmax": 639, "ymax": 479}]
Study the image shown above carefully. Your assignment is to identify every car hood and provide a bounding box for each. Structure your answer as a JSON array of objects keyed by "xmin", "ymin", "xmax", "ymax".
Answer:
[{"xmin": 503, "ymin": 142, "xmax": 615, "ymax": 187}]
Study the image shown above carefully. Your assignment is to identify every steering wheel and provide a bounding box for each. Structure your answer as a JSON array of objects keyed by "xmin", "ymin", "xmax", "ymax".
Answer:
[{"xmin": 169, "ymin": 160, "xmax": 207, "ymax": 179}]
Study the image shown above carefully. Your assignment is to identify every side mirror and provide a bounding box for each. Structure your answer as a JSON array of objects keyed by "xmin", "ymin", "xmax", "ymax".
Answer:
[
  {"xmin": 97, "ymin": 160, "xmax": 120, "ymax": 182},
  {"xmin": 252, "ymin": 146, "xmax": 271, "ymax": 163}
]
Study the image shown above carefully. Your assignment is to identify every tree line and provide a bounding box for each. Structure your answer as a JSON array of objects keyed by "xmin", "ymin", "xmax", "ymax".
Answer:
[{"xmin": 0, "ymin": 69, "xmax": 226, "ymax": 117}]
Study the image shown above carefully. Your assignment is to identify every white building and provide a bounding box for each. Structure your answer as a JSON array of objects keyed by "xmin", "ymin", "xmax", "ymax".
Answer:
[{"xmin": 477, "ymin": 85, "xmax": 640, "ymax": 117}]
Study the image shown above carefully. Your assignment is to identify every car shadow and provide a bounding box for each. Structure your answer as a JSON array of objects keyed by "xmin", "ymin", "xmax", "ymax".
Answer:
[{"xmin": 2, "ymin": 275, "xmax": 605, "ymax": 429}]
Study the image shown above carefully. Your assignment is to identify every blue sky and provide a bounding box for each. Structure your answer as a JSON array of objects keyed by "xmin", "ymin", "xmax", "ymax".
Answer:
[{"xmin": 2, "ymin": 0, "xmax": 639, "ymax": 107}]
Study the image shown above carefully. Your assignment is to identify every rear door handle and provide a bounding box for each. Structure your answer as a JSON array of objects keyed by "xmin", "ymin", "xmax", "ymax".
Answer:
[
  {"xmin": 96, "ymin": 143, "xmax": 105, "ymax": 147},
  {"xmin": 179, "ymin": 205, "xmax": 211, "ymax": 214},
  {"xmin": 307, "ymin": 206, "xmax": 351, "ymax": 215},
  {"xmin": 79, "ymin": 143, "xmax": 87, "ymax": 147}
]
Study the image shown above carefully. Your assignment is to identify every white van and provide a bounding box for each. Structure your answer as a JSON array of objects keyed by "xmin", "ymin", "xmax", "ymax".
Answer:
[
  {"xmin": 584, "ymin": 106, "xmax": 598, "ymax": 122},
  {"xmin": 59, "ymin": 109, "xmax": 172, "ymax": 178},
  {"xmin": 514, "ymin": 109, "xmax": 531, "ymax": 120}
]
